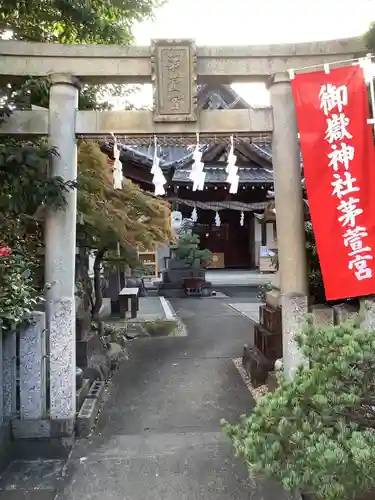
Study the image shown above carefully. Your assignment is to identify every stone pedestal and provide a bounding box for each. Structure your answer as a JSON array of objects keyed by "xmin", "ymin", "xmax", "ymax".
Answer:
[
  {"xmin": 360, "ymin": 295, "xmax": 375, "ymax": 331},
  {"xmin": 158, "ymin": 259, "xmax": 208, "ymax": 298},
  {"xmin": 243, "ymin": 272, "xmax": 282, "ymax": 385},
  {"xmin": 45, "ymin": 73, "xmax": 80, "ymax": 423},
  {"xmin": 332, "ymin": 303, "xmax": 358, "ymax": 325},
  {"xmin": 282, "ymin": 293, "xmax": 308, "ymax": 380},
  {"xmin": 310, "ymin": 304, "xmax": 334, "ymax": 327},
  {"xmin": 19, "ymin": 312, "xmax": 47, "ymax": 419}
]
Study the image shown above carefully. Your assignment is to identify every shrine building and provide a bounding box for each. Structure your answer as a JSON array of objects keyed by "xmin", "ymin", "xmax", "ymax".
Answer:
[{"xmin": 101, "ymin": 84, "xmax": 277, "ymax": 272}]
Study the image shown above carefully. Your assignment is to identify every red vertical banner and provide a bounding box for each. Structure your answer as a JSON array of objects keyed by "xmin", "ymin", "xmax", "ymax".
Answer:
[{"xmin": 291, "ymin": 66, "xmax": 375, "ymax": 300}]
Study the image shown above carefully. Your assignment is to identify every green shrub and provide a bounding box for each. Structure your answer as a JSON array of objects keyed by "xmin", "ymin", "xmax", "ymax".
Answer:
[
  {"xmin": 222, "ymin": 317, "xmax": 375, "ymax": 500},
  {"xmin": 0, "ymin": 248, "xmax": 43, "ymax": 331},
  {"xmin": 175, "ymin": 232, "xmax": 212, "ymax": 267}
]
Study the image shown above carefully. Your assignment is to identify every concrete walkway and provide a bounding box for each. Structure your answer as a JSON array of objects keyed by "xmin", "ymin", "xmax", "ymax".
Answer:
[
  {"xmin": 206, "ymin": 269, "xmax": 275, "ymax": 287},
  {"xmin": 228, "ymin": 302, "xmax": 264, "ymax": 323},
  {"xmin": 101, "ymin": 296, "xmax": 176, "ymax": 322},
  {"xmin": 0, "ymin": 295, "xmax": 290, "ymax": 499},
  {"xmin": 57, "ymin": 297, "xmax": 289, "ymax": 500}
]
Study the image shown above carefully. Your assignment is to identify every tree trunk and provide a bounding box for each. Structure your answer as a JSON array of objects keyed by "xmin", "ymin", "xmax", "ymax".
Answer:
[{"xmin": 92, "ymin": 247, "xmax": 106, "ymax": 320}]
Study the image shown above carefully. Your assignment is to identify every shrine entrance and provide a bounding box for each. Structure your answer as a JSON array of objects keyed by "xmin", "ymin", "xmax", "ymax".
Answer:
[
  {"xmin": 197, "ymin": 214, "xmax": 252, "ymax": 269},
  {"xmin": 0, "ymin": 35, "xmax": 364, "ymax": 433}
]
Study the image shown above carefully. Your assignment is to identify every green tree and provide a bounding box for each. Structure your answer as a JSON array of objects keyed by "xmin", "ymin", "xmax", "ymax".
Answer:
[
  {"xmin": 223, "ymin": 317, "xmax": 375, "ymax": 500},
  {"xmin": 0, "ymin": 0, "xmax": 163, "ymax": 44},
  {"xmin": 0, "ymin": 0, "xmax": 162, "ymax": 111},
  {"xmin": 0, "ymin": 134, "xmax": 75, "ymax": 329},
  {"xmin": 364, "ymin": 21, "xmax": 375, "ymax": 53},
  {"xmin": 77, "ymin": 141, "xmax": 171, "ymax": 318},
  {"xmin": 0, "ymin": 0, "xmax": 164, "ymax": 328}
]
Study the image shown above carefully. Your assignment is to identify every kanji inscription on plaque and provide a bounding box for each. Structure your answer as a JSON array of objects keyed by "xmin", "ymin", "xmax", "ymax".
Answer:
[{"xmin": 151, "ymin": 39, "xmax": 197, "ymax": 122}]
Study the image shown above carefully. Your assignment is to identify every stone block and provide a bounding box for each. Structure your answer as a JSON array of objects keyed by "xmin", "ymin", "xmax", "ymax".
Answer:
[
  {"xmin": 19, "ymin": 312, "xmax": 47, "ymax": 419},
  {"xmin": 12, "ymin": 419, "xmax": 50, "ymax": 439},
  {"xmin": 282, "ymin": 293, "xmax": 309, "ymax": 380},
  {"xmin": 50, "ymin": 418, "xmax": 75, "ymax": 438},
  {"xmin": 86, "ymin": 380, "xmax": 105, "ymax": 401},
  {"xmin": 11, "ymin": 435, "xmax": 74, "ymax": 461},
  {"xmin": 361, "ymin": 296, "xmax": 375, "ymax": 331},
  {"xmin": 254, "ymin": 323, "xmax": 282, "ymax": 362},
  {"xmin": 333, "ymin": 303, "xmax": 358, "ymax": 325},
  {"xmin": 11, "ymin": 418, "xmax": 75, "ymax": 440},
  {"xmin": 267, "ymin": 371, "xmax": 278, "ymax": 393},
  {"xmin": 76, "ymin": 397, "xmax": 100, "ymax": 437},
  {"xmin": 76, "ymin": 379, "xmax": 90, "ymax": 411},
  {"xmin": 310, "ymin": 304, "xmax": 334, "ymax": 327},
  {"xmin": 242, "ymin": 344, "xmax": 273, "ymax": 387},
  {"xmin": 259, "ymin": 305, "xmax": 282, "ymax": 335},
  {"xmin": 48, "ymin": 297, "xmax": 75, "ymax": 420}
]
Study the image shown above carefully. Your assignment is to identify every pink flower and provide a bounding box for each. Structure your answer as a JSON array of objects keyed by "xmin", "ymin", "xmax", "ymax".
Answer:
[{"xmin": 0, "ymin": 246, "xmax": 11, "ymax": 257}]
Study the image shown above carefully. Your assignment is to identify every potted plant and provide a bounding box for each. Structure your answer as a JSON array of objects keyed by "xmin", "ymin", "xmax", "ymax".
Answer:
[{"xmin": 222, "ymin": 317, "xmax": 375, "ymax": 500}]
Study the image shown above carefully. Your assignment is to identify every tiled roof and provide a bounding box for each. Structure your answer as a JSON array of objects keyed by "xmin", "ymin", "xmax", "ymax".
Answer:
[
  {"xmin": 119, "ymin": 142, "xmax": 274, "ymax": 170},
  {"xmin": 172, "ymin": 165, "xmax": 273, "ymax": 184},
  {"xmin": 119, "ymin": 144, "xmax": 202, "ymax": 170}
]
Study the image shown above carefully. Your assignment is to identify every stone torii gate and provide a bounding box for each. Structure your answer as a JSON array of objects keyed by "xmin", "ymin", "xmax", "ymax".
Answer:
[{"xmin": 0, "ymin": 37, "xmax": 366, "ymax": 430}]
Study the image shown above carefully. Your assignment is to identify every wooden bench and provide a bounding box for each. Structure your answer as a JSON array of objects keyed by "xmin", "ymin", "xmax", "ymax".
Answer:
[{"xmin": 119, "ymin": 287, "xmax": 139, "ymax": 319}]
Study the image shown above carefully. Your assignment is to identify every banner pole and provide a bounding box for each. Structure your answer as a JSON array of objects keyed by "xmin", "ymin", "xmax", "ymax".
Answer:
[{"xmin": 289, "ymin": 55, "xmax": 375, "ymax": 77}]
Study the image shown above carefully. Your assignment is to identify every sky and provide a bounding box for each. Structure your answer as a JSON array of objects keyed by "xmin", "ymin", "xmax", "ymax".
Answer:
[{"xmin": 123, "ymin": 0, "xmax": 375, "ymax": 107}]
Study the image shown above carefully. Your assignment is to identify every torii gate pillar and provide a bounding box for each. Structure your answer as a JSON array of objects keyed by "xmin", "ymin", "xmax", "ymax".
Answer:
[
  {"xmin": 268, "ymin": 72, "xmax": 308, "ymax": 379},
  {"xmin": 45, "ymin": 73, "xmax": 80, "ymax": 421}
]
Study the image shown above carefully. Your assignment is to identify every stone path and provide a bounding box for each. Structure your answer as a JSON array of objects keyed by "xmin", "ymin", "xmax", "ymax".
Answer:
[
  {"xmin": 101, "ymin": 296, "xmax": 176, "ymax": 322},
  {"xmin": 0, "ymin": 294, "xmax": 290, "ymax": 500},
  {"xmin": 57, "ymin": 297, "xmax": 289, "ymax": 500},
  {"xmin": 206, "ymin": 269, "xmax": 275, "ymax": 287}
]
